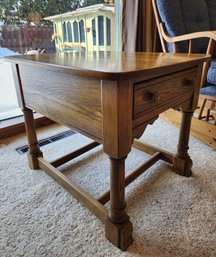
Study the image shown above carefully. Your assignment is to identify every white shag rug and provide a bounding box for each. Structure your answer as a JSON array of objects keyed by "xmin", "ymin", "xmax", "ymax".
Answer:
[{"xmin": 0, "ymin": 118, "xmax": 215, "ymax": 257}]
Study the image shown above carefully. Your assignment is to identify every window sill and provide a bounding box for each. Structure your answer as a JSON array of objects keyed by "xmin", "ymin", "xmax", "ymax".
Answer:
[{"xmin": 0, "ymin": 113, "xmax": 55, "ymax": 140}]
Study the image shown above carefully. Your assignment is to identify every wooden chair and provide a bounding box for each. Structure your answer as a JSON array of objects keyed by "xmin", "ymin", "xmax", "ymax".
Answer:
[{"xmin": 152, "ymin": 0, "xmax": 216, "ymax": 148}]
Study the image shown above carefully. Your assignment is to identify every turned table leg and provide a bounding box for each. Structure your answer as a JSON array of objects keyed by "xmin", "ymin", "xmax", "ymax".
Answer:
[
  {"xmin": 173, "ymin": 110, "xmax": 193, "ymax": 177},
  {"xmin": 105, "ymin": 156, "xmax": 133, "ymax": 251},
  {"xmin": 23, "ymin": 107, "xmax": 43, "ymax": 169}
]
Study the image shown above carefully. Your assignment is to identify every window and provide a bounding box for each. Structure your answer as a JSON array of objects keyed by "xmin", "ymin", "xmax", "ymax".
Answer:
[
  {"xmin": 67, "ymin": 22, "xmax": 72, "ymax": 42},
  {"xmin": 79, "ymin": 20, "xmax": 85, "ymax": 43},
  {"xmin": 92, "ymin": 18, "xmax": 96, "ymax": 46},
  {"xmin": 73, "ymin": 21, "xmax": 79, "ymax": 43},
  {"xmin": 98, "ymin": 16, "xmax": 104, "ymax": 46},
  {"xmin": 0, "ymin": 0, "xmax": 118, "ymax": 136},
  {"xmin": 62, "ymin": 22, "xmax": 67, "ymax": 42},
  {"xmin": 0, "ymin": 24, "xmax": 55, "ymax": 122},
  {"xmin": 106, "ymin": 18, "xmax": 111, "ymax": 46}
]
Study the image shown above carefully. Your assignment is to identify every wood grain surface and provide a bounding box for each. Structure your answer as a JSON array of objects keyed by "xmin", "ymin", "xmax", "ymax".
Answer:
[{"xmin": 6, "ymin": 51, "xmax": 210, "ymax": 80}]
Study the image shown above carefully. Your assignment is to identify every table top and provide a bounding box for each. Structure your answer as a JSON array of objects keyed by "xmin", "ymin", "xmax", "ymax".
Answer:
[{"xmin": 6, "ymin": 51, "xmax": 210, "ymax": 80}]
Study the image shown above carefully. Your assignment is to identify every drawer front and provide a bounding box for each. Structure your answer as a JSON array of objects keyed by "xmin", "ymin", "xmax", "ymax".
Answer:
[{"xmin": 133, "ymin": 68, "xmax": 197, "ymax": 118}]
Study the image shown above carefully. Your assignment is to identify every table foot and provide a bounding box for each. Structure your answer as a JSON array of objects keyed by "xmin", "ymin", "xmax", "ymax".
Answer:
[
  {"xmin": 173, "ymin": 156, "xmax": 192, "ymax": 177},
  {"xmin": 106, "ymin": 157, "xmax": 133, "ymax": 250},
  {"xmin": 173, "ymin": 110, "xmax": 193, "ymax": 177},
  {"xmin": 105, "ymin": 215, "xmax": 133, "ymax": 251}
]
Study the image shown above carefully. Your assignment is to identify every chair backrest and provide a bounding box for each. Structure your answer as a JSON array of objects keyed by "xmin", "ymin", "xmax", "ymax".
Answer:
[{"xmin": 153, "ymin": 0, "xmax": 216, "ymax": 56}]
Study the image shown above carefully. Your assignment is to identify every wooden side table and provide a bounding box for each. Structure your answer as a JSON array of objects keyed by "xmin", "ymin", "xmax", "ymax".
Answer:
[{"xmin": 6, "ymin": 51, "xmax": 210, "ymax": 250}]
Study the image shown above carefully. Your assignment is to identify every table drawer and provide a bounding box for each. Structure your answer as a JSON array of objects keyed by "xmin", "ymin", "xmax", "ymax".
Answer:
[{"xmin": 133, "ymin": 68, "xmax": 197, "ymax": 118}]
